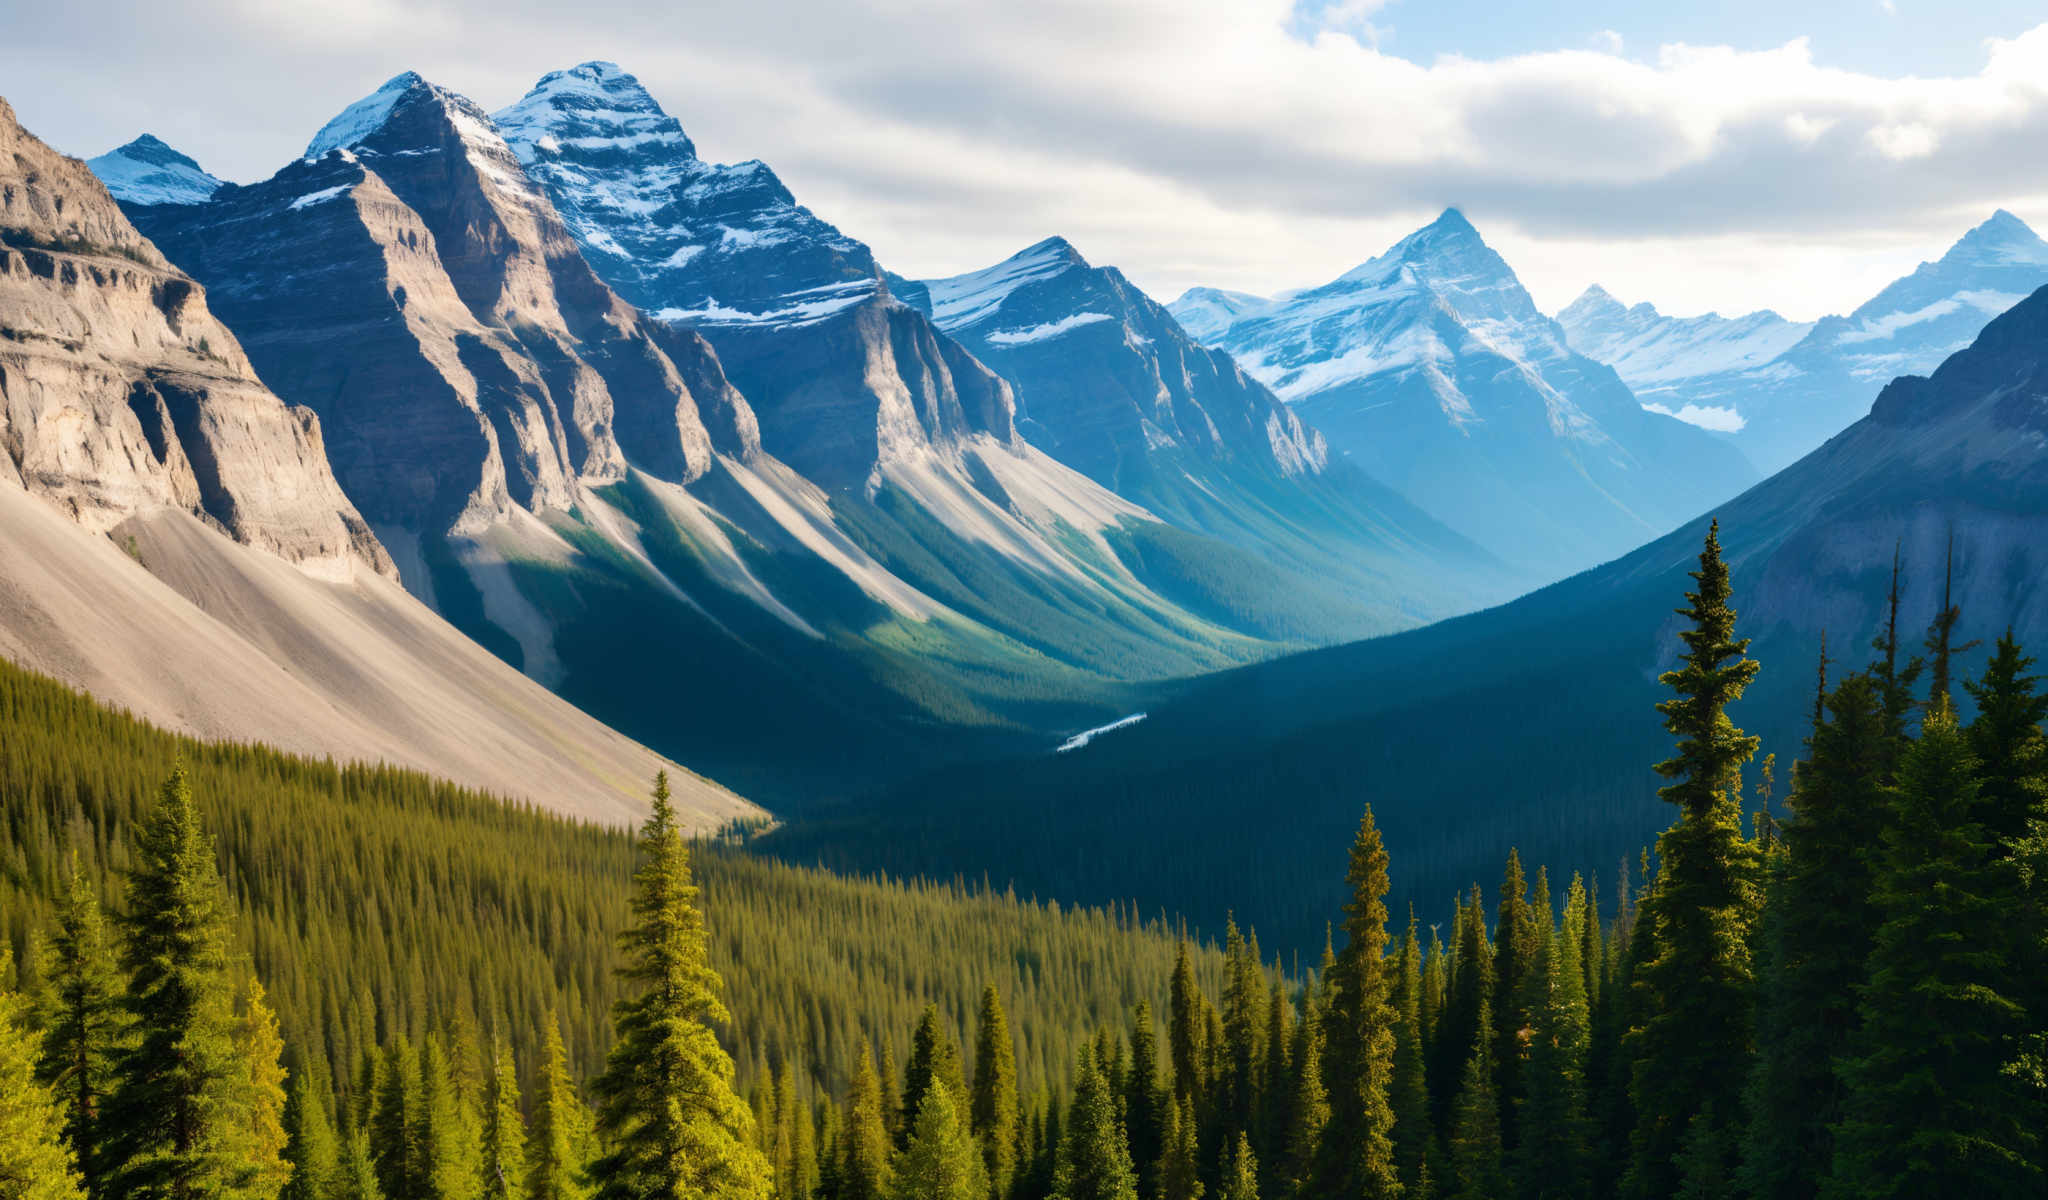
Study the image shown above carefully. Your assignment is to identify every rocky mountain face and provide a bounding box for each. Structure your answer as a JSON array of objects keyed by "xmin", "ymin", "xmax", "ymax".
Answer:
[
  {"xmin": 1, "ymin": 95, "xmax": 750, "ymax": 826},
  {"xmin": 1, "ymin": 97, "xmax": 388, "ymax": 579},
  {"xmin": 493, "ymin": 62, "xmax": 1011, "ymax": 487},
  {"xmin": 805, "ymin": 279, "xmax": 2048, "ymax": 948},
  {"xmin": 1554, "ymin": 286, "xmax": 1811, "ymax": 416},
  {"xmin": 1562, "ymin": 210, "xmax": 2048, "ymax": 472},
  {"xmin": 86, "ymin": 134, "xmax": 223, "ymax": 207},
  {"xmin": 1170, "ymin": 208, "xmax": 1757, "ymax": 578}
]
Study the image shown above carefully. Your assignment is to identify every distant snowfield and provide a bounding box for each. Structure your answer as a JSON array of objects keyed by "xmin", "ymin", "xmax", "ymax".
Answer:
[{"xmin": 1056, "ymin": 712, "xmax": 1148, "ymax": 753}]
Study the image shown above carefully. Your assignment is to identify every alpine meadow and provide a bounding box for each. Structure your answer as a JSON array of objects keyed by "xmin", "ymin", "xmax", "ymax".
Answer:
[{"xmin": 4, "ymin": 6, "xmax": 2048, "ymax": 1199}]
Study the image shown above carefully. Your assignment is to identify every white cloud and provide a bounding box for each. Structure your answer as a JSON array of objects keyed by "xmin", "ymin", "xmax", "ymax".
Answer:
[
  {"xmin": 5, "ymin": 2, "xmax": 2048, "ymax": 321},
  {"xmin": 1591, "ymin": 30, "xmax": 1625, "ymax": 55},
  {"xmin": 1643, "ymin": 402, "xmax": 1747, "ymax": 432}
]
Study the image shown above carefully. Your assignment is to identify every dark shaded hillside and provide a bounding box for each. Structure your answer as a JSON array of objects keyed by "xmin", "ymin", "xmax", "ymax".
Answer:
[{"xmin": 767, "ymin": 286, "xmax": 2048, "ymax": 952}]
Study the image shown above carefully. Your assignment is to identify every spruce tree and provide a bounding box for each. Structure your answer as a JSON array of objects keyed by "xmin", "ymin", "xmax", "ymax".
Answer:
[
  {"xmin": 840, "ymin": 1043, "xmax": 893, "ymax": 1200},
  {"xmin": 1157, "ymin": 1095, "xmax": 1203, "ymax": 1200},
  {"xmin": 1491, "ymin": 851, "xmax": 1537, "ymax": 1153},
  {"xmin": 1430, "ymin": 888, "xmax": 1489, "ymax": 1134},
  {"xmin": 414, "ymin": 1035, "xmax": 476, "ymax": 1200},
  {"xmin": 104, "ymin": 764, "xmax": 253, "ymax": 1200},
  {"xmin": 1315, "ymin": 807, "xmax": 1401, "ymax": 1199},
  {"xmin": 371, "ymin": 1036, "xmax": 418, "ymax": 1200},
  {"xmin": 1255, "ymin": 977, "xmax": 1289, "ymax": 1193},
  {"xmin": 971, "ymin": 985, "xmax": 1020, "ymax": 1200},
  {"xmin": 589, "ymin": 773, "xmax": 769, "ymax": 1200},
  {"xmin": 281, "ymin": 1072, "xmax": 339, "ymax": 1200},
  {"xmin": 0, "ymin": 942, "xmax": 85, "ymax": 1200},
  {"xmin": 1738, "ymin": 672, "xmax": 1888, "ymax": 1200},
  {"xmin": 1168, "ymin": 945, "xmax": 1204, "ymax": 1108},
  {"xmin": 1824, "ymin": 702, "xmax": 2041, "ymax": 1197},
  {"xmin": 1389, "ymin": 909, "xmax": 1431, "ymax": 1197},
  {"xmin": 891, "ymin": 1081, "xmax": 987, "ymax": 1200},
  {"xmin": 1965, "ymin": 633, "xmax": 2048, "ymax": 848},
  {"xmin": 1218, "ymin": 1134, "xmax": 1258, "ymax": 1200},
  {"xmin": 901, "ymin": 1004, "xmax": 967, "ymax": 1153},
  {"xmin": 1516, "ymin": 877, "xmax": 1590, "ymax": 1200},
  {"xmin": 480, "ymin": 1039, "xmax": 525, "ymax": 1200},
  {"xmin": 1626, "ymin": 522, "xmax": 1761, "ymax": 1199},
  {"xmin": 36, "ymin": 857, "xmax": 124, "ymax": 1200},
  {"xmin": 1444, "ymin": 995, "xmax": 1505, "ymax": 1200},
  {"xmin": 1049, "ymin": 1050, "xmax": 1137, "ymax": 1200},
  {"xmin": 1219, "ymin": 919, "xmax": 1262, "ymax": 1145},
  {"xmin": 1278, "ymin": 1009, "xmax": 1326, "ymax": 1200},
  {"xmin": 527, "ymin": 1016, "xmax": 587, "ymax": 1200},
  {"xmin": 236, "ymin": 977, "xmax": 292, "ymax": 1200},
  {"xmin": 1125, "ymin": 1001, "xmax": 1165, "ymax": 1200},
  {"xmin": 333, "ymin": 1127, "xmax": 382, "ymax": 1200}
]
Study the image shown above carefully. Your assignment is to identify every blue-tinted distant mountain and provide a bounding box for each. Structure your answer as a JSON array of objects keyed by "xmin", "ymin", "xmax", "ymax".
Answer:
[
  {"xmin": 1561, "ymin": 210, "xmax": 2048, "ymax": 472},
  {"xmin": 86, "ymin": 134, "xmax": 223, "ymax": 207},
  {"xmin": 788, "ymin": 279, "xmax": 2048, "ymax": 950},
  {"xmin": 1171, "ymin": 209, "xmax": 1758, "ymax": 580}
]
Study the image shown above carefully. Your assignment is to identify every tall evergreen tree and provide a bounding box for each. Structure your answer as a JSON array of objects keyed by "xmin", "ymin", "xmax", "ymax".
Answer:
[
  {"xmin": 1125, "ymin": 1002, "xmax": 1165, "ymax": 1200},
  {"xmin": 1049, "ymin": 1050, "xmax": 1137, "ymax": 1200},
  {"xmin": 1739, "ymin": 672, "xmax": 1888, "ymax": 1200},
  {"xmin": 1255, "ymin": 977, "xmax": 1289, "ymax": 1194},
  {"xmin": 1157, "ymin": 1096, "xmax": 1203, "ymax": 1200},
  {"xmin": 281, "ymin": 1071, "xmax": 339, "ymax": 1200},
  {"xmin": 1430, "ymin": 888, "xmax": 1489, "ymax": 1134},
  {"xmin": 589, "ymin": 773, "xmax": 769, "ymax": 1200},
  {"xmin": 1626, "ymin": 522, "xmax": 1762, "ymax": 1199},
  {"xmin": 1491, "ymin": 851, "xmax": 1538, "ymax": 1153},
  {"xmin": 371, "ymin": 1037, "xmax": 419, "ymax": 1200},
  {"xmin": 1444, "ymin": 995, "xmax": 1505, "ymax": 1200},
  {"xmin": 236, "ymin": 978, "xmax": 292, "ymax": 1200},
  {"xmin": 971, "ymin": 985, "xmax": 1020, "ymax": 1200},
  {"xmin": 1516, "ymin": 877, "xmax": 1591, "ymax": 1200},
  {"xmin": 480, "ymin": 1040, "xmax": 525, "ymax": 1200},
  {"xmin": 1168, "ymin": 946, "xmax": 1204, "ymax": 1109},
  {"xmin": 412, "ymin": 1034, "xmax": 476, "ymax": 1200},
  {"xmin": 104, "ymin": 764, "xmax": 255, "ymax": 1200},
  {"xmin": 1389, "ymin": 909, "xmax": 1431, "ymax": 1197},
  {"xmin": 892, "ymin": 1081, "xmax": 987, "ymax": 1200},
  {"xmin": 1315, "ymin": 808, "xmax": 1401, "ymax": 1200},
  {"xmin": 526, "ymin": 1016, "xmax": 586, "ymax": 1200},
  {"xmin": 36, "ymin": 856, "xmax": 124, "ymax": 1200},
  {"xmin": 1824, "ymin": 702, "xmax": 2041, "ymax": 1197},
  {"xmin": 1219, "ymin": 920, "xmax": 1262, "ymax": 1146},
  {"xmin": 0, "ymin": 942, "xmax": 85, "ymax": 1200},
  {"xmin": 840, "ymin": 1043, "xmax": 893, "ymax": 1200},
  {"xmin": 1278, "ymin": 1003, "xmax": 1326, "ymax": 1200},
  {"xmin": 901, "ymin": 1005, "xmax": 967, "ymax": 1154},
  {"xmin": 1965, "ymin": 633, "xmax": 2048, "ymax": 847}
]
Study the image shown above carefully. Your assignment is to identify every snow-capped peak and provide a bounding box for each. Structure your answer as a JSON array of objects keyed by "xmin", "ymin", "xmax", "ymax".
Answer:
[
  {"xmin": 925, "ymin": 237, "xmax": 1090, "ymax": 329},
  {"xmin": 494, "ymin": 60, "xmax": 695, "ymax": 163},
  {"xmin": 1941, "ymin": 208, "xmax": 2048, "ymax": 268},
  {"xmin": 87, "ymin": 134, "xmax": 223, "ymax": 207},
  {"xmin": 304, "ymin": 72, "xmax": 427, "ymax": 160}
]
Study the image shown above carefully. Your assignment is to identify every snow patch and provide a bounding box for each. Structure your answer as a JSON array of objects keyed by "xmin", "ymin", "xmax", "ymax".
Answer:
[
  {"xmin": 287, "ymin": 184, "xmax": 351, "ymax": 211},
  {"xmin": 1057, "ymin": 713, "xmax": 1148, "ymax": 753},
  {"xmin": 986, "ymin": 312, "xmax": 1113, "ymax": 344}
]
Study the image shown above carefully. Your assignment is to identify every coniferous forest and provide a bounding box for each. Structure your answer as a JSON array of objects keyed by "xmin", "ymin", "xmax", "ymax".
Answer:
[{"xmin": 2, "ymin": 523, "xmax": 2044, "ymax": 1199}]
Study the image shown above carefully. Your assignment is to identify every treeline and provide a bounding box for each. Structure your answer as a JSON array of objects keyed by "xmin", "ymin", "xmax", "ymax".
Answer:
[{"xmin": 3, "ymin": 520, "xmax": 2045, "ymax": 1199}]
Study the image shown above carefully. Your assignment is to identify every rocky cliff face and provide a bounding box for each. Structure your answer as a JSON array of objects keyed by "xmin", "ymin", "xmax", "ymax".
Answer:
[
  {"xmin": 494, "ymin": 62, "xmax": 1015, "ymax": 487},
  {"xmin": 130, "ymin": 74, "xmax": 759, "ymax": 535},
  {"xmin": 0, "ymin": 97, "xmax": 391, "ymax": 579}
]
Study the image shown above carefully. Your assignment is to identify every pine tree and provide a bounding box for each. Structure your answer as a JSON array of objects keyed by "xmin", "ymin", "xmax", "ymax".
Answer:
[
  {"xmin": 480, "ymin": 1040, "xmax": 525, "ymax": 1200},
  {"xmin": 527, "ymin": 1016, "xmax": 587, "ymax": 1200},
  {"xmin": 1157, "ymin": 1095, "xmax": 1203, "ymax": 1200},
  {"xmin": 1049, "ymin": 1050, "xmax": 1137, "ymax": 1200},
  {"xmin": 0, "ymin": 942, "xmax": 85, "ymax": 1200},
  {"xmin": 1444, "ymin": 995, "xmax": 1505, "ymax": 1200},
  {"xmin": 901, "ymin": 1004, "xmax": 967, "ymax": 1153},
  {"xmin": 1626, "ymin": 522, "xmax": 1762, "ymax": 1199},
  {"xmin": 414, "ymin": 1035, "xmax": 477, "ymax": 1200},
  {"xmin": 1389, "ymin": 909, "xmax": 1430, "ymax": 1197},
  {"xmin": 1125, "ymin": 1001, "xmax": 1164, "ymax": 1200},
  {"xmin": 589, "ymin": 773, "xmax": 770, "ymax": 1200},
  {"xmin": 281, "ymin": 1072, "xmax": 339, "ymax": 1200},
  {"xmin": 1218, "ymin": 1134, "xmax": 1258, "ymax": 1200},
  {"xmin": 104, "ymin": 764, "xmax": 253, "ymax": 1200},
  {"xmin": 891, "ymin": 1081, "xmax": 987, "ymax": 1200},
  {"xmin": 1516, "ymin": 877, "xmax": 1591, "ymax": 1200},
  {"xmin": 371, "ymin": 1036, "xmax": 418, "ymax": 1200},
  {"xmin": 236, "ymin": 977, "xmax": 293, "ymax": 1200},
  {"xmin": 1420, "ymin": 927, "xmax": 1446, "ymax": 1060},
  {"xmin": 1219, "ymin": 919, "xmax": 1262, "ymax": 1145},
  {"xmin": 790, "ymin": 1081, "xmax": 819, "ymax": 1200},
  {"xmin": 1278, "ymin": 1008, "xmax": 1326, "ymax": 1200},
  {"xmin": 1491, "ymin": 851, "xmax": 1537, "ymax": 1153},
  {"xmin": 1430, "ymin": 888, "xmax": 1489, "ymax": 1134},
  {"xmin": 1739, "ymin": 672, "xmax": 1888, "ymax": 1200},
  {"xmin": 1168, "ymin": 945, "xmax": 1204, "ymax": 1108},
  {"xmin": 1255, "ymin": 977, "xmax": 1289, "ymax": 1194},
  {"xmin": 36, "ymin": 856, "xmax": 124, "ymax": 1199},
  {"xmin": 1965, "ymin": 633, "xmax": 2048, "ymax": 847},
  {"xmin": 1315, "ymin": 807, "xmax": 1401, "ymax": 1200},
  {"xmin": 971, "ymin": 986, "xmax": 1020, "ymax": 1200},
  {"xmin": 333, "ymin": 1125, "xmax": 383, "ymax": 1200},
  {"xmin": 840, "ymin": 1043, "xmax": 893, "ymax": 1200},
  {"xmin": 1824, "ymin": 702, "xmax": 2041, "ymax": 1196}
]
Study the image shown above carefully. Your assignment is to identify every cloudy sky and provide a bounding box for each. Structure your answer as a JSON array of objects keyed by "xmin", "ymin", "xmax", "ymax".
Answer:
[{"xmin": 8, "ymin": 0, "xmax": 2048, "ymax": 320}]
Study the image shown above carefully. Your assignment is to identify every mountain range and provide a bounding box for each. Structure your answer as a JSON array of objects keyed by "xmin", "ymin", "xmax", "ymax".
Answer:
[
  {"xmin": 1559, "ymin": 209, "xmax": 2048, "ymax": 472},
  {"xmin": 1169, "ymin": 209, "xmax": 1760, "ymax": 579}
]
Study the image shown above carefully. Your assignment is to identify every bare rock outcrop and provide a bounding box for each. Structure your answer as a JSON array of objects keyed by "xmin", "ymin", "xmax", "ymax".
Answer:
[{"xmin": 0, "ymin": 96, "xmax": 393, "ymax": 579}]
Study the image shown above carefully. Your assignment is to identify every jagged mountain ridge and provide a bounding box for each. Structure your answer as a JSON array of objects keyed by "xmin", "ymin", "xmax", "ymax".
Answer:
[
  {"xmin": 1554, "ymin": 285, "xmax": 1812, "ymax": 404},
  {"xmin": 1560, "ymin": 210, "xmax": 2048, "ymax": 471},
  {"xmin": 1170, "ymin": 208, "xmax": 1759, "ymax": 579},
  {"xmin": 786, "ymin": 280, "xmax": 2048, "ymax": 948},
  {"xmin": 0, "ymin": 95, "xmax": 750, "ymax": 827},
  {"xmin": 113, "ymin": 71, "xmax": 1422, "ymax": 803},
  {"xmin": 85, "ymin": 134, "xmax": 224, "ymax": 207}
]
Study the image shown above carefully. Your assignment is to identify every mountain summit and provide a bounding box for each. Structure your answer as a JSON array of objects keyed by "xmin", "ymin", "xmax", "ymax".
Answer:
[
  {"xmin": 87, "ymin": 133, "xmax": 223, "ymax": 206},
  {"xmin": 1171, "ymin": 208, "xmax": 1757, "ymax": 577}
]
